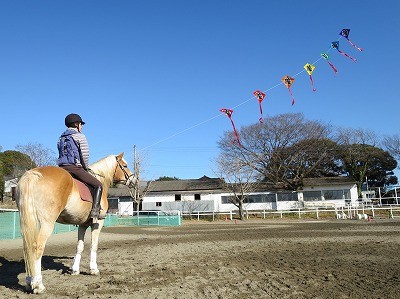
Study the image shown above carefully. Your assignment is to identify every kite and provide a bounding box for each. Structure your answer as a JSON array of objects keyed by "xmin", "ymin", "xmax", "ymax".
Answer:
[
  {"xmin": 219, "ymin": 108, "xmax": 241, "ymax": 146},
  {"xmin": 303, "ymin": 63, "xmax": 316, "ymax": 92},
  {"xmin": 253, "ymin": 90, "xmax": 266, "ymax": 123},
  {"xmin": 281, "ymin": 75, "xmax": 296, "ymax": 105},
  {"xmin": 339, "ymin": 29, "xmax": 363, "ymax": 52},
  {"xmin": 321, "ymin": 53, "xmax": 338, "ymax": 74},
  {"xmin": 332, "ymin": 41, "xmax": 357, "ymax": 62}
]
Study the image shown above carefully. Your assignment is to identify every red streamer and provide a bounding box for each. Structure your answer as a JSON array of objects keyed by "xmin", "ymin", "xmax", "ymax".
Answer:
[
  {"xmin": 253, "ymin": 90, "xmax": 266, "ymax": 123},
  {"xmin": 308, "ymin": 75, "xmax": 316, "ymax": 92},
  {"xmin": 219, "ymin": 108, "xmax": 241, "ymax": 146},
  {"xmin": 281, "ymin": 75, "xmax": 296, "ymax": 106},
  {"xmin": 337, "ymin": 49, "xmax": 357, "ymax": 62},
  {"xmin": 332, "ymin": 41, "xmax": 357, "ymax": 62},
  {"xmin": 326, "ymin": 61, "xmax": 338, "ymax": 74},
  {"xmin": 346, "ymin": 38, "xmax": 363, "ymax": 52},
  {"xmin": 321, "ymin": 53, "xmax": 338, "ymax": 75}
]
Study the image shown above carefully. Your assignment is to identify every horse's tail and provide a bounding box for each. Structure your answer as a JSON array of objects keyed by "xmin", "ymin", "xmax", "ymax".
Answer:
[{"xmin": 16, "ymin": 169, "xmax": 42, "ymax": 277}]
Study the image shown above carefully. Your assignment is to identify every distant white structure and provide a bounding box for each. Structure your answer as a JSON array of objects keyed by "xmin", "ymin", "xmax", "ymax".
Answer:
[
  {"xmin": 4, "ymin": 178, "xmax": 18, "ymax": 193},
  {"xmin": 108, "ymin": 176, "xmax": 358, "ymax": 215}
]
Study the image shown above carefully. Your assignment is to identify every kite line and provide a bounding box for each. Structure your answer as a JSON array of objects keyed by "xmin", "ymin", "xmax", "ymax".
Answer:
[{"xmin": 139, "ymin": 28, "xmax": 362, "ymax": 151}]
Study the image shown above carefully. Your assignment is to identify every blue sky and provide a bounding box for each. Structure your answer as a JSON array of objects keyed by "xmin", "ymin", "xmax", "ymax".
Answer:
[{"xmin": 1, "ymin": 1, "xmax": 399, "ymax": 180}]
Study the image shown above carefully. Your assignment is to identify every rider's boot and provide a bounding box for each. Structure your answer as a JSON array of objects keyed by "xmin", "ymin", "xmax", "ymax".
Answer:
[{"xmin": 90, "ymin": 186, "xmax": 105, "ymax": 220}]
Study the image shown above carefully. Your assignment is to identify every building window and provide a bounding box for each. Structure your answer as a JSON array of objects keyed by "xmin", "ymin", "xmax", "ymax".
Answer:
[
  {"xmin": 277, "ymin": 192, "xmax": 298, "ymax": 201},
  {"xmin": 175, "ymin": 194, "xmax": 181, "ymax": 201},
  {"xmin": 323, "ymin": 189, "xmax": 350, "ymax": 200},
  {"xmin": 244, "ymin": 194, "xmax": 276, "ymax": 203},
  {"xmin": 156, "ymin": 202, "xmax": 162, "ymax": 207},
  {"xmin": 221, "ymin": 196, "xmax": 233, "ymax": 204},
  {"xmin": 303, "ymin": 191, "xmax": 322, "ymax": 201},
  {"xmin": 194, "ymin": 194, "xmax": 201, "ymax": 200},
  {"xmin": 223, "ymin": 194, "xmax": 276, "ymax": 204}
]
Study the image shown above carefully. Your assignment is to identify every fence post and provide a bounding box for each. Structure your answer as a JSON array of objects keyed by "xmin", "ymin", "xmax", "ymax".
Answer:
[
  {"xmin": 298, "ymin": 208, "xmax": 301, "ymax": 219},
  {"xmin": 371, "ymin": 205, "xmax": 375, "ymax": 218},
  {"xmin": 212, "ymin": 211, "xmax": 215, "ymax": 221},
  {"xmin": 390, "ymin": 205, "xmax": 393, "ymax": 219},
  {"xmin": 13, "ymin": 211, "xmax": 17, "ymax": 239},
  {"xmin": 230, "ymin": 210, "xmax": 233, "ymax": 220},
  {"xmin": 197, "ymin": 211, "xmax": 200, "ymax": 221},
  {"xmin": 177, "ymin": 211, "xmax": 181, "ymax": 226},
  {"xmin": 316, "ymin": 207, "xmax": 319, "ymax": 220}
]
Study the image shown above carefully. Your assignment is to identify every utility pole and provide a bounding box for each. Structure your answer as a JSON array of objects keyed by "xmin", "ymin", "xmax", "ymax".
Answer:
[
  {"xmin": 130, "ymin": 145, "xmax": 152, "ymax": 212},
  {"xmin": 133, "ymin": 145, "xmax": 139, "ymax": 210}
]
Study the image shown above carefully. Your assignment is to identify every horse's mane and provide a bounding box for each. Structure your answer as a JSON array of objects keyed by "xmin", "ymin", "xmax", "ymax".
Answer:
[{"xmin": 89, "ymin": 155, "xmax": 117, "ymax": 185}]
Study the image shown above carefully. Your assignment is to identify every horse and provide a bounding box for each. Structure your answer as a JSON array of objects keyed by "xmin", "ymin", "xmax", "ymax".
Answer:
[{"xmin": 16, "ymin": 153, "xmax": 135, "ymax": 294}]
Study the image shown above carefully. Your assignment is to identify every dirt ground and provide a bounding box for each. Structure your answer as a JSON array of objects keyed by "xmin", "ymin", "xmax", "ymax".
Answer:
[{"xmin": 0, "ymin": 219, "xmax": 400, "ymax": 299}]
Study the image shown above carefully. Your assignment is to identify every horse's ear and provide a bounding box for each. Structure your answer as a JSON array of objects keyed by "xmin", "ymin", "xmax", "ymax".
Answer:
[{"xmin": 117, "ymin": 152, "xmax": 124, "ymax": 160}]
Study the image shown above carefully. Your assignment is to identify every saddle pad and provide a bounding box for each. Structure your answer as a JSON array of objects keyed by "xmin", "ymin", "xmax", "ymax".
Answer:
[{"xmin": 74, "ymin": 179, "xmax": 93, "ymax": 203}]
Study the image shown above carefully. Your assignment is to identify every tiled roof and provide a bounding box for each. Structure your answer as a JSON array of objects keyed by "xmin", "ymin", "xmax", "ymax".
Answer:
[
  {"xmin": 302, "ymin": 176, "xmax": 356, "ymax": 187},
  {"xmin": 107, "ymin": 176, "xmax": 356, "ymax": 197},
  {"xmin": 147, "ymin": 176, "xmax": 224, "ymax": 192}
]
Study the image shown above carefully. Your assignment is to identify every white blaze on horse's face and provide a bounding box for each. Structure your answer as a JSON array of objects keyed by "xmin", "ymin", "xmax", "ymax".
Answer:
[{"xmin": 126, "ymin": 174, "xmax": 137, "ymax": 187}]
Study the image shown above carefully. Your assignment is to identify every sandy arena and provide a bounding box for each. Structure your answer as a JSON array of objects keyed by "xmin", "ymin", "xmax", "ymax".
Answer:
[{"xmin": 0, "ymin": 219, "xmax": 400, "ymax": 299}]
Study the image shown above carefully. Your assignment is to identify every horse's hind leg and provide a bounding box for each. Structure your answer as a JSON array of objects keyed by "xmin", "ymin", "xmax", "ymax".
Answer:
[
  {"xmin": 71, "ymin": 225, "xmax": 88, "ymax": 275},
  {"xmin": 26, "ymin": 223, "xmax": 54, "ymax": 294},
  {"xmin": 89, "ymin": 220, "xmax": 105, "ymax": 275}
]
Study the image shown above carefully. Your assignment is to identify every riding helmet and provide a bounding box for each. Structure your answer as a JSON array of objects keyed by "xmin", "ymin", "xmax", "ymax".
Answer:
[{"xmin": 65, "ymin": 113, "xmax": 86, "ymax": 127}]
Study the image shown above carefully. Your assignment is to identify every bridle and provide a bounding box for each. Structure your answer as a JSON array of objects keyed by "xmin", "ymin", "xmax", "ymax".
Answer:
[{"xmin": 113, "ymin": 157, "xmax": 135, "ymax": 186}]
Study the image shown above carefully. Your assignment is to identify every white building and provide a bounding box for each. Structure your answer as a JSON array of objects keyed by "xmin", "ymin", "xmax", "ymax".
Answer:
[
  {"xmin": 108, "ymin": 176, "xmax": 358, "ymax": 215},
  {"xmin": 4, "ymin": 178, "xmax": 18, "ymax": 193}
]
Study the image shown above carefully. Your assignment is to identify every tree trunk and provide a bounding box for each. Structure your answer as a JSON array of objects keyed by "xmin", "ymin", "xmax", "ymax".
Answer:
[{"xmin": 238, "ymin": 200, "xmax": 244, "ymax": 220}]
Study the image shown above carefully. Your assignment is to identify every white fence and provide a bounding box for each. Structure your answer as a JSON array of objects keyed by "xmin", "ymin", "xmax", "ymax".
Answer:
[{"xmin": 181, "ymin": 204, "xmax": 400, "ymax": 221}]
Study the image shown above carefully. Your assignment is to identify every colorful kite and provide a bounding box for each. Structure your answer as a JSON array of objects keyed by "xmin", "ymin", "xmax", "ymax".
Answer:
[
  {"xmin": 253, "ymin": 90, "xmax": 266, "ymax": 123},
  {"xmin": 321, "ymin": 53, "xmax": 338, "ymax": 74},
  {"xmin": 339, "ymin": 29, "xmax": 363, "ymax": 52},
  {"xmin": 332, "ymin": 41, "xmax": 357, "ymax": 62},
  {"xmin": 281, "ymin": 75, "xmax": 296, "ymax": 105},
  {"xmin": 303, "ymin": 63, "xmax": 316, "ymax": 92},
  {"xmin": 219, "ymin": 108, "xmax": 241, "ymax": 146}
]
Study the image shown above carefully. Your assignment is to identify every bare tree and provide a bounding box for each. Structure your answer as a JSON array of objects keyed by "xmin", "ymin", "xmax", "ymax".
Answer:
[
  {"xmin": 15, "ymin": 142, "xmax": 56, "ymax": 167},
  {"xmin": 218, "ymin": 113, "xmax": 333, "ymax": 190},
  {"xmin": 125, "ymin": 145, "xmax": 152, "ymax": 212},
  {"xmin": 334, "ymin": 128, "xmax": 397, "ymax": 195},
  {"xmin": 334, "ymin": 127, "xmax": 378, "ymax": 146},
  {"xmin": 126, "ymin": 180, "xmax": 152, "ymax": 212},
  {"xmin": 216, "ymin": 153, "xmax": 261, "ymax": 220},
  {"xmin": 383, "ymin": 134, "xmax": 400, "ymax": 166},
  {"xmin": 179, "ymin": 200, "xmax": 211, "ymax": 219}
]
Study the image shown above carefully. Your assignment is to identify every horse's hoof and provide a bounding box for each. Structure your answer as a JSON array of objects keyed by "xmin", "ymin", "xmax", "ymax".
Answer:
[
  {"xmin": 33, "ymin": 284, "xmax": 46, "ymax": 294},
  {"xmin": 90, "ymin": 269, "xmax": 100, "ymax": 275},
  {"xmin": 71, "ymin": 270, "xmax": 80, "ymax": 275}
]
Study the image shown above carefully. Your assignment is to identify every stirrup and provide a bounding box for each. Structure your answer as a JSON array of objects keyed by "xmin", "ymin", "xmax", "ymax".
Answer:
[
  {"xmin": 90, "ymin": 209, "xmax": 100, "ymax": 219},
  {"xmin": 90, "ymin": 208, "xmax": 105, "ymax": 220}
]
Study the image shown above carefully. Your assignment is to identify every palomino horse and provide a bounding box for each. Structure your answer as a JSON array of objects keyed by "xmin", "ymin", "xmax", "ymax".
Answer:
[{"xmin": 16, "ymin": 153, "xmax": 134, "ymax": 294}]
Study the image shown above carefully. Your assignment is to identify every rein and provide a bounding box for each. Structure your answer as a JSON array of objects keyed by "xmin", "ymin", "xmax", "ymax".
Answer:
[
  {"xmin": 113, "ymin": 157, "xmax": 134, "ymax": 185},
  {"xmin": 88, "ymin": 168, "xmax": 105, "ymax": 178}
]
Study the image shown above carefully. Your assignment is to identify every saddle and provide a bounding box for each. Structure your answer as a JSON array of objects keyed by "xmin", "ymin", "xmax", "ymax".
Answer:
[{"xmin": 74, "ymin": 179, "xmax": 93, "ymax": 203}]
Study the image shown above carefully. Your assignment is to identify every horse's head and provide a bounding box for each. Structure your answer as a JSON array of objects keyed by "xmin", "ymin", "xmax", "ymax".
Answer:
[{"xmin": 114, "ymin": 152, "xmax": 136, "ymax": 187}]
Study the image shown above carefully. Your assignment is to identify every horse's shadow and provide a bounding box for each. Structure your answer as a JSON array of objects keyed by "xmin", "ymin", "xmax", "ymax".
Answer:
[{"xmin": 0, "ymin": 255, "xmax": 70, "ymax": 291}]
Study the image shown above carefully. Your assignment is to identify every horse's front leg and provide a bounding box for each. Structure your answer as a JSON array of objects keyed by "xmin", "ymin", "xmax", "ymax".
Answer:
[
  {"xmin": 71, "ymin": 225, "xmax": 87, "ymax": 275},
  {"xmin": 89, "ymin": 221, "xmax": 104, "ymax": 275}
]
